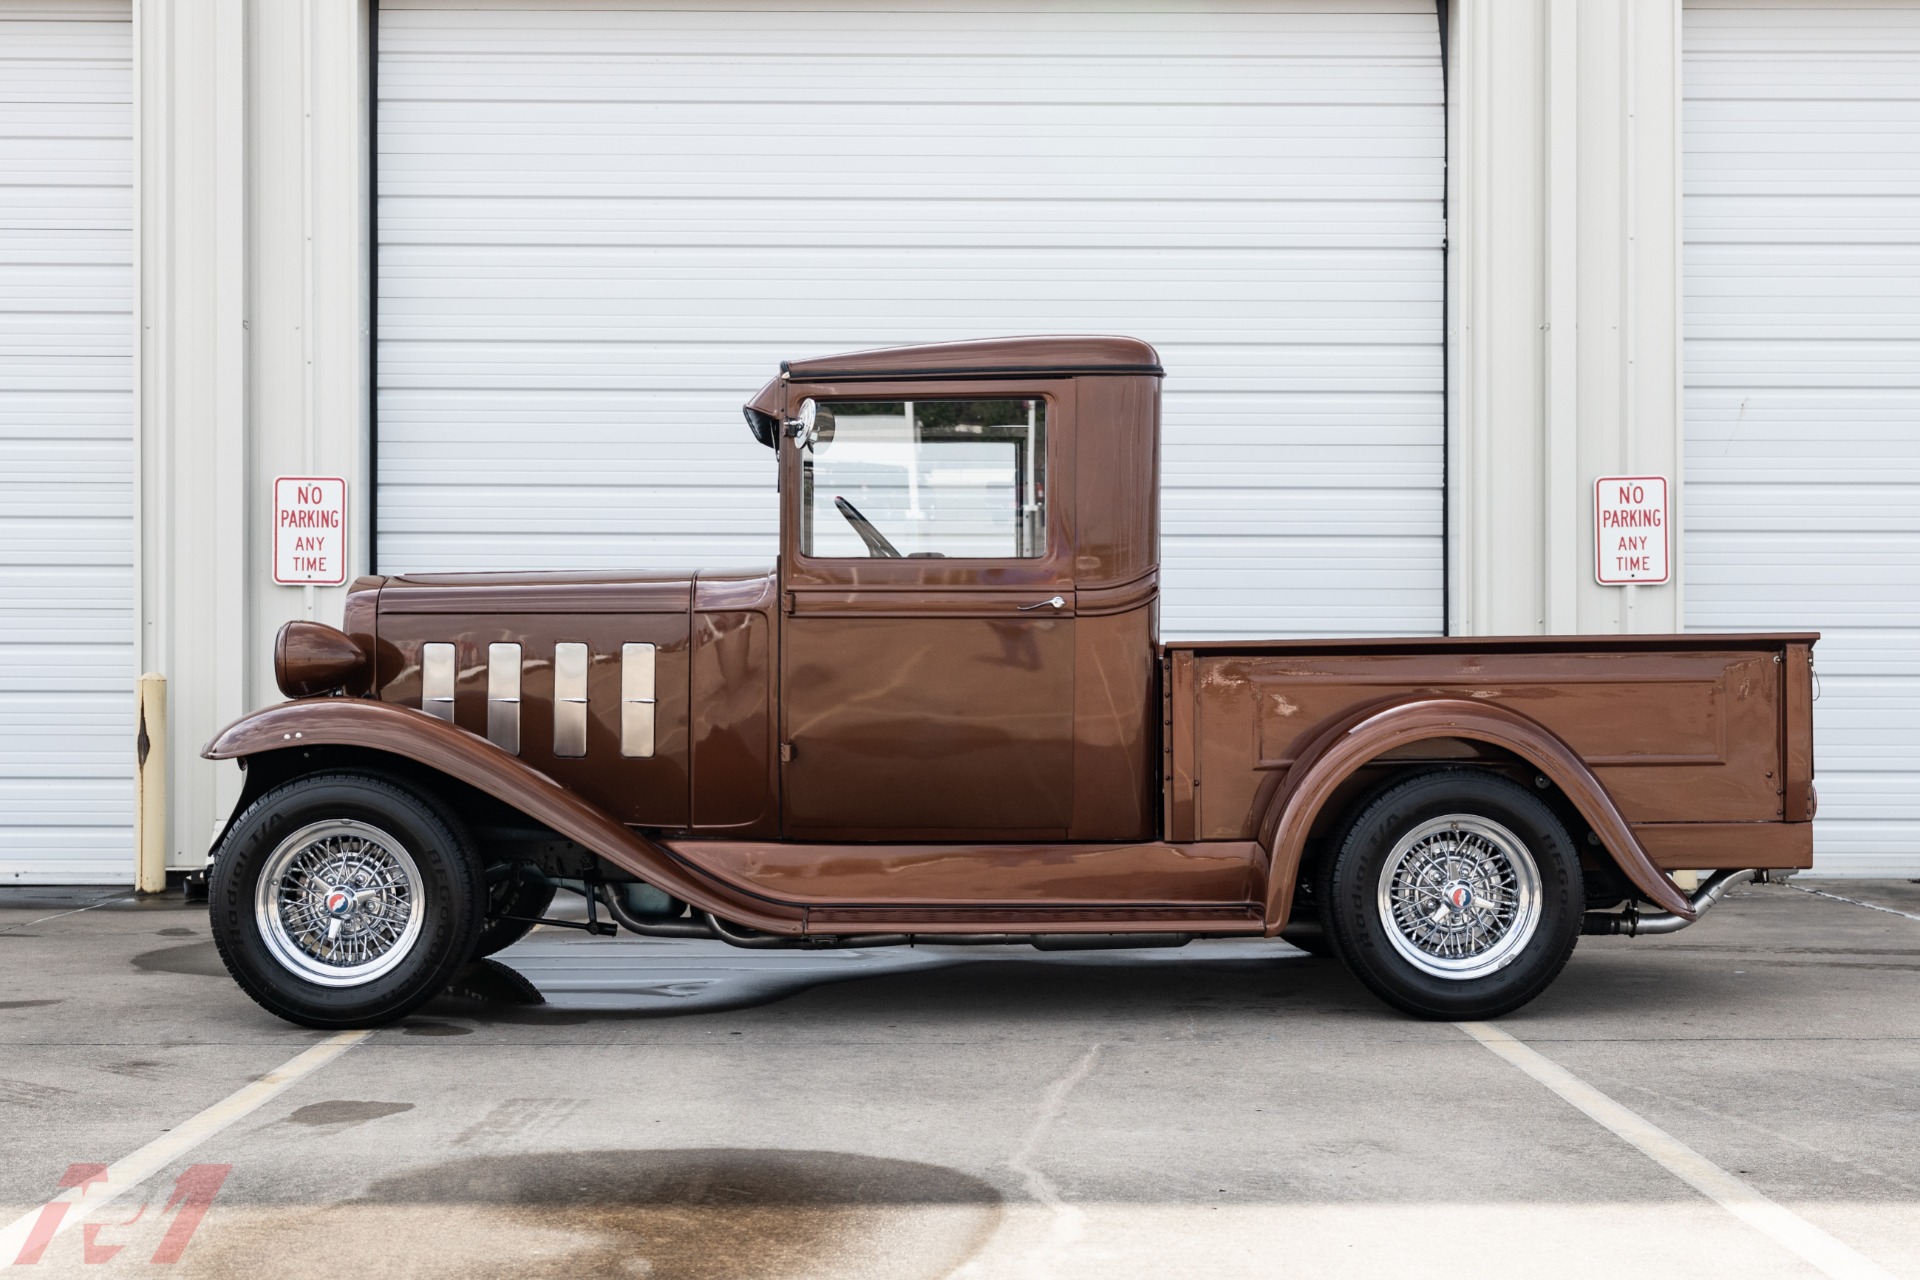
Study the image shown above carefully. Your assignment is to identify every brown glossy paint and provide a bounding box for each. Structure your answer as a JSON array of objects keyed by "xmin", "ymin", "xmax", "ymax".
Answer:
[
  {"xmin": 689, "ymin": 568, "xmax": 781, "ymax": 835},
  {"xmin": 375, "ymin": 588, "xmax": 694, "ymax": 828},
  {"xmin": 203, "ymin": 698, "xmax": 803, "ymax": 933},
  {"xmin": 274, "ymin": 619, "xmax": 370, "ymax": 698},
  {"xmin": 1191, "ymin": 645, "xmax": 1794, "ymax": 839},
  {"xmin": 1634, "ymin": 821, "xmax": 1812, "ymax": 870},
  {"xmin": 206, "ymin": 336, "xmax": 1819, "ymax": 939},
  {"xmin": 777, "ymin": 376, "xmax": 1080, "ymax": 839},
  {"xmin": 663, "ymin": 838, "xmax": 1258, "ymax": 906},
  {"xmin": 1249, "ymin": 698, "xmax": 1700, "ymax": 929}
]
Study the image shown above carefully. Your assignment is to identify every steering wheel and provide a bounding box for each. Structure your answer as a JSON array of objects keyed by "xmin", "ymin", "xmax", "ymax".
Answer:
[{"xmin": 834, "ymin": 496, "xmax": 903, "ymax": 558}]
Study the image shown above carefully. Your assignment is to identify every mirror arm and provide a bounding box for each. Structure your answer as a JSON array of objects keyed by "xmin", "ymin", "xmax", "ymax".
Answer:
[{"xmin": 783, "ymin": 397, "xmax": 819, "ymax": 446}]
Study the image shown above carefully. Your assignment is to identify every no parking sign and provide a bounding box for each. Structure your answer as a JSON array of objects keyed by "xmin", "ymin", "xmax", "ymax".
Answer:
[
  {"xmin": 1594, "ymin": 476, "xmax": 1669, "ymax": 585},
  {"xmin": 273, "ymin": 477, "xmax": 347, "ymax": 586}
]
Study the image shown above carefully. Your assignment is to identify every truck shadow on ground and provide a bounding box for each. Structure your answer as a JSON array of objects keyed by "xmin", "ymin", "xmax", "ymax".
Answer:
[
  {"xmin": 410, "ymin": 937, "xmax": 1724, "ymax": 1028},
  {"xmin": 130, "ymin": 933, "xmax": 1821, "ymax": 1030}
]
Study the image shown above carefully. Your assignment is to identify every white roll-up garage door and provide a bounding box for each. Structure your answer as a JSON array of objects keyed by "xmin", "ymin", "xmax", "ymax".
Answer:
[
  {"xmin": 0, "ymin": 1, "xmax": 133, "ymax": 885},
  {"xmin": 376, "ymin": 0, "xmax": 1443, "ymax": 639},
  {"xmin": 1685, "ymin": 4, "xmax": 1920, "ymax": 876}
]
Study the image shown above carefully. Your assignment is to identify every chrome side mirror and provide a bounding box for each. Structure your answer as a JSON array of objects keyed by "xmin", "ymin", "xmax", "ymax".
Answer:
[{"xmin": 783, "ymin": 398, "xmax": 818, "ymax": 449}]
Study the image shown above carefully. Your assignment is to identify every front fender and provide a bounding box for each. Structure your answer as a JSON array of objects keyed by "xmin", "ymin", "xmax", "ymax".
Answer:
[
  {"xmin": 203, "ymin": 699, "xmax": 804, "ymax": 933},
  {"xmin": 1257, "ymin": 697, "xmax": 1693, "ymax": 933}
]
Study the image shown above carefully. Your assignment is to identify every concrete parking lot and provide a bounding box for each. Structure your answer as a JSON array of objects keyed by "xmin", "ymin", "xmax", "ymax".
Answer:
[{"xmin": 2, "ymin": 879, "xmax": 1917, "ymax": 1279}]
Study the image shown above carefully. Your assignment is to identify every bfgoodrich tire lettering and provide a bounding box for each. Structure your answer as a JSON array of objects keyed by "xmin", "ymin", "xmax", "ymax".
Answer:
[
  {"xmin": 1323, "ymin": 769, "xmax": 1582, "ymax": 1020},
  {"xmin": 209, "ymin": 771, "xmax": 484, "ymax": 1029}
]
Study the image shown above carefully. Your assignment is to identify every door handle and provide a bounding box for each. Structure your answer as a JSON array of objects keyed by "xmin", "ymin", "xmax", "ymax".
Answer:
[{"xmin": 1018, "ymin": 595, "xmax": 1067, "ymax": 611}]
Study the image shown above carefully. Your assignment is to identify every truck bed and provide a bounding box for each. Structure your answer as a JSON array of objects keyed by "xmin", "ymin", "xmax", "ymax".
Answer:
[{"xmin": 1161, "ymin": 633, "xmax": 1817, "ymax": 870}]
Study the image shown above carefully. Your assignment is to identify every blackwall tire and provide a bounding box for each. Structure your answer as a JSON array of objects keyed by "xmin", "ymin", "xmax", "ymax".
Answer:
[
  {"xmin": 208, "ymin": 772, "xmax": 484, "ymax": 1029},
  {"xmin": 472, "ymin": 869, "xmax": 556, "ymax": 959},
  {"xmin": 1323, "ymin": 769, "xmax": 1582, "ymax": 1020}
]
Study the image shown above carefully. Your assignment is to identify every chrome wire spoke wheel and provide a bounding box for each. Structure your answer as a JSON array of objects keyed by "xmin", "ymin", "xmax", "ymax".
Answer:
[
  {"xmin": 254, "ymin": 819, "xmax": 426, "ymax": 987},
  {"xmin": 1375, "ymin": 814, "xmax": 1543, "ymax": 981}
]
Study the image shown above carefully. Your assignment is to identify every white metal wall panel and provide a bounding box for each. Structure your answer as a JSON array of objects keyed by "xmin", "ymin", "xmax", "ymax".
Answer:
[
  {"xmin": 376, "ymin": 0, "xmax": 1443, "ymax": 638},
  {"xmin": 1685, "ymin": 4, "xmax": 1920, "ymax": 875},
  {"xmin": 0, "ymin": 1, "xmax": 134, "ymax": 884}
]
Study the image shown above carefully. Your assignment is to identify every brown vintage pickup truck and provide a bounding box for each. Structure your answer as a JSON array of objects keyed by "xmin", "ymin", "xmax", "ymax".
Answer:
[{"xmin": 204, "ymin": 337, "xmax": 1817, "ymax": 1029}]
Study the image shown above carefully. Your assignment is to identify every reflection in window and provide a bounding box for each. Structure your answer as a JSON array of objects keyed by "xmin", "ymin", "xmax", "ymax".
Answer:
[{"xmin": 800, "ymin": 399, "xmax": 1047, "ymax": 559}]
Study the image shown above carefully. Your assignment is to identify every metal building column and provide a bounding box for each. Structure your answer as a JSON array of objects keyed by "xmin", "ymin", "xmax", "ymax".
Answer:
[{"xmin": 1446, "ymin": 0, "xmax": 1684, "ymax": 636}]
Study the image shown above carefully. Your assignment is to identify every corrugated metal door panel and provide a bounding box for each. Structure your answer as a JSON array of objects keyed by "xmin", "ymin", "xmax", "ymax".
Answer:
[
  {"xmin": 1684, "ymin": 3, "xmax": 1920, "ymax": 876},
  {"xmin": 0, "ymin": 1, "xmax": 134, "ymax": 885},
  {"xmin": 376, "ymin": 0, "xmax": 1444, "ymax": 639}
]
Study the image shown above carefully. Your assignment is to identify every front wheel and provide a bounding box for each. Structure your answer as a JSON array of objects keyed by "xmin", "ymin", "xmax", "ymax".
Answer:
[
  {"xmin": 1322, "ymin": 769, "xmax": 1583, "ymax": 1020},
  {"xmin": 209, "ymin": 772, "xmax": 485, "ymax": 1029}
]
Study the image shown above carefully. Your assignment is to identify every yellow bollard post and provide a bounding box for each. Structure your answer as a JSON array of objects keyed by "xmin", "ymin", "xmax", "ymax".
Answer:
[{"xmin": 136, "ymin": 673, "xmax": 169, "ymax": 893}]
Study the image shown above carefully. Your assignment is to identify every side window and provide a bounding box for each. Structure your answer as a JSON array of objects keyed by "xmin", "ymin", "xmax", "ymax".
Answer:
[{"xmin": 800, "ymin": 399, "xmax": 1048, "ymax": 559}]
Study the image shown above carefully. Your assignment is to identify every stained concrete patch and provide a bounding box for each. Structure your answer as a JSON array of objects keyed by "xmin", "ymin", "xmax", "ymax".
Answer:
[
  {"xmin": 101, "ymin": 1059, "xmax": 165, "ymax": 1079},
  {"xmin": 453, "ymin": 1098, "xmax": 588, "ymax": 1149},
  {"xmin": 0, "ymin": 999, "xmax": 61, "ymax": 1010},
  {"xmin": 131, "ymin": 940, "xmax": 227, "ymax": 977},
  {"xmin": 0, "ymin": 1077, "xmax": 77, "ymax": 1106},
  {"xmin": 403, "ymin": 1020, "xmax": 475, "ymax": 1037},
  {"xmin": 159, "ymin": 926, "xmax": 198, "ymax": 937},
  {"xmin": 285, "ymin": 1100, "xmax": 416, "ymax": 1128},
  {"xmin": 181, "ymin": 1149, "xmax": 1001, "ymax": 1280}
]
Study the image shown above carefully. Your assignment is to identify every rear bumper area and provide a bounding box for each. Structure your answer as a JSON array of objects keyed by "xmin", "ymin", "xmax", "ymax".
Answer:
[{"xmin": 1632, "ymin": 822, "xmax": 1813, "ymax": 871}]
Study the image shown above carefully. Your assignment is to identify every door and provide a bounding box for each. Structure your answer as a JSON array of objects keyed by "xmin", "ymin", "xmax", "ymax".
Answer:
[
  {"xmin": 780, "ymin": 390, "xmax": 1075, "ymax": 838},
  {"xmin": 374, "ymin": 0, "xmax": 1445, "ymax": 639},
  {"xmin": 1684, "ymin": 3, "xmax": 1920, "ymax": 874},
  {"xmin": 0, "ymin": 2, "xmax": 135, "ymax": 884}
]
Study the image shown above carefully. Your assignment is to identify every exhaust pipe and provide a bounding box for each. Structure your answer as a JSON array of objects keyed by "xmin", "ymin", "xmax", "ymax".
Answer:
[
  {"xmin": 596, "ymin": 883, "xmax": 716, "ymax": 939},
  {"xmin": 1583, "ymin": 868, "xmax": 1777, "ymax": 937}
]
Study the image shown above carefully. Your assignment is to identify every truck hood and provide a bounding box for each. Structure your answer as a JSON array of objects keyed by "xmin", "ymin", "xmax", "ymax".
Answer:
[{"xmin": 376, "ymin": 567, "xmax": 772, "ymax": 616}]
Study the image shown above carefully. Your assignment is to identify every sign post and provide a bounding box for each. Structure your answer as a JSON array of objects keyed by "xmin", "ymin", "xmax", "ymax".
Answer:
[
  {"xmin": 273, "ymin": 477, "xmax": 348, "ymax": 586},
  {"xmin": 1594, "ymin": 475, "xmax": 1669, "ymax": 586}
]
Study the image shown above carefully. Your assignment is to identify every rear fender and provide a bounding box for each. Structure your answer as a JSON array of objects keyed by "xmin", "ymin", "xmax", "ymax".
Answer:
[
  {"xmin": 1256, "ymin": 697, "xmax": 1693, "ymax": 933},
  {"xmin": 203, "ymin": 699, "xmax": 804, "ymax": 933}
]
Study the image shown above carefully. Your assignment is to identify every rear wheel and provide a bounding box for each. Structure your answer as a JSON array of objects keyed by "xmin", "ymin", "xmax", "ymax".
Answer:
[
  {"xmin": 1323, "ymin": 769, "xmax": 1582, "ymax": 1020},
  {"xmin": 209, "ymin": 771, "xmax": 484, "ymax": 1029}
]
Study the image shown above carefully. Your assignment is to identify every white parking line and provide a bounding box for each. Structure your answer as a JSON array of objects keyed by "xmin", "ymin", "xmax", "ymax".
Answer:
[
  {"xmin": 0, "ymin": 896, "xmax": 133, "ymax": 938},
  {"xmin": 1790, "ymin": 884, "xmax": 1920, "ymax": 925},
  {"xmin": 1458, "ymin": 1021, "xmax": 1894, "ymax": 1280},
  {"xmin": 0, "ymin": 1030, "xmax": 369, "ymax": 1266}
]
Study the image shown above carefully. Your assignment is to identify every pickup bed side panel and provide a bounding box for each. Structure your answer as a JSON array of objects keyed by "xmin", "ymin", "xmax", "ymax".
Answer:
[
  {"xmin": 1189, "ymin": 647, "xmax": 1789, "ymax": 846},
  {"xmin": 1239, "ymin": 697, "xmax": 1698, "ymax": 926}
]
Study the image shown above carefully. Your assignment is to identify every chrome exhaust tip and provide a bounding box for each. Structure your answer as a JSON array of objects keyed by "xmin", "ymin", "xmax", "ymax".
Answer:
[{"xmin": 1582, "ymin": 867, "xmax": 1789, "ymax": 937}]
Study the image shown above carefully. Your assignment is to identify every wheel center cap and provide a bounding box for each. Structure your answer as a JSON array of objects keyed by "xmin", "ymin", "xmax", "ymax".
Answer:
[
  {"xmin": 323, "ymin": 887, "xmax": 356, "ymax": 919},
  {"xmin": 1444, "ymin": 880, "xmax": 1474, "ymax": 912}
]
